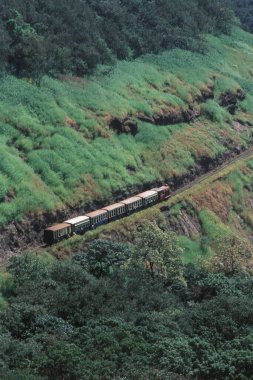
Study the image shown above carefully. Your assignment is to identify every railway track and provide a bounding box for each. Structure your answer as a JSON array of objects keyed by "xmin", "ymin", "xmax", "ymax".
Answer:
[{"xmin": 168, "ymin": 146, "xmax": 253, "ymax": 199}]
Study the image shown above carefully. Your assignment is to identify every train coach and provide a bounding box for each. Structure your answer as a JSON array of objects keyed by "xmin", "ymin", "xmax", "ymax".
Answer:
[
  {"xmin": 137, "ymin": 190, "xmax": 158, "ymax": 207},
  {"xmin": 44, "ymin": 223, "xmax": 72, "ymax": 245},
  {"xmin": 120, "ymin": 196, "xmax": 143, "ymax": 214},
  {"xmin": 86, "ymin": 210, "xmax": 108, "ymax": 228},
  {"xmin": 44, "ymin": 185, "xmax": 170, "ymax": 245},
  {"xmin": 102, "ymin": 203, "xmax": 126, "ymax": 221},
  {"xmin": 64, "ymin": 216, "xmax": 91, "ymax": 234}
]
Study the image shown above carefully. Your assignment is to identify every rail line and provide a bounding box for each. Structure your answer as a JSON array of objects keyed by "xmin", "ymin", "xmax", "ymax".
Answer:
[
  {"xmin": 43, "ymin": 145, "xmax": 253, "ymax": 253},
  {"xmin": 168, "ymin": 146, "xmax": 253, "ymax": 200}
]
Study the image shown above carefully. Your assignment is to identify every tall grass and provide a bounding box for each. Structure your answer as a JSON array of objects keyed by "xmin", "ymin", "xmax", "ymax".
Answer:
[{"xmin": 0, "ymin": 27, "xmax": 253, "ymax": 225}]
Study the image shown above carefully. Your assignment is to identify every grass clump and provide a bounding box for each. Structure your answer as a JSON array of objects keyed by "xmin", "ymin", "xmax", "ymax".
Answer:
[{"xmin": 202, "ymin": 100, "xmax": 231, "ymax": 123}]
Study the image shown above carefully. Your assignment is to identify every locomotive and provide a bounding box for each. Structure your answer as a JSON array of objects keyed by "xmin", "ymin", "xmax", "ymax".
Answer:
[{"xmin": 44, "ymin": 185, "xmax": 170, "ymax": 245}]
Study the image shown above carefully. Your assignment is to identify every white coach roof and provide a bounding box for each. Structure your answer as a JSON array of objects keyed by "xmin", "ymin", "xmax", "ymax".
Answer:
[{"xmin": 65, "ymin": 216, "xmax": 90, "ymax": 225}]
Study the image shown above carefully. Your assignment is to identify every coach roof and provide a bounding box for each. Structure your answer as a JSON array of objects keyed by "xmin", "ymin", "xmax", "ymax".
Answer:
[
  {"xmin": 120, "ymin": 196, "xmax": 142, "ymax": 205},
  {"xmin": 137, "ymin": 190, "xmax": 158, "ymax": 198},
  {"xmin": 85, "ymin": 209, "xmax": 108, "ymax": 218},
  {"xmin": 45, "ymin": 223, "xmax": 70, "ymax": 232},
  {"xmin": 64, "ymin": 216, "xmax": 90, "ymax": 225},
  {"xmin": 102, "ymin": 203, "xmax": 125, "ymax": 211}
]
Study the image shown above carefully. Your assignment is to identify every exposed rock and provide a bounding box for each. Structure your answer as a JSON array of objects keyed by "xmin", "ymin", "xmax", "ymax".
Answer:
[
  {"xmin": 153, "ymin": 109, "xmax": 184, "ymax": 125},
  {"xmin": 232, "ymin": 121, "xmax": 246, "ymax": 132},
  {"xmin": 109, "ymin": 117, "xmax": 138, "ymax": 135},
  {"xmin": 199, "ymin": 83, "xmax": 215, "ymax": 101},
  {"xmin": 236, "ymin": 89, "xmax": 246, "ymax": 101},
  {"xmin": 219, "ymin": 89, "xmax": 246, "ymax": 114},
  {"xmin": 164, "ymin": 209, "xmax": 201, "ymax": 238},
  {"xmin": 182, "ymin": 105, "xmax": 201, "ymax": 122},
  {"xmin": 138, "ymin": 115, "xmax": 155, "ymax": 124},
  {"xmin": 138, "ymin": 105, "xmax": 200, "ymax": 126}
]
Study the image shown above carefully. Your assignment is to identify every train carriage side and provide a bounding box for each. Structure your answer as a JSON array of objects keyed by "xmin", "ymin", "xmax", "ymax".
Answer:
[
  {"xmin": 44, "ymin": 223, "xmax": 72, "ymax": 245},
  {"xmin": 137, "ymin": 190, "xmax": 158, "ymax": 207},
  {"xmin": 120, "ymin": 196, "xmax": 143, "ymax": 215},
  {"xmin": 102, "ymin": 203, "xmax": 126, "ymax": 221},
  {"xmin": 85, "ymin": 209, "xmax": 108, "ymax": 228},
  {"xmin": 64, "ymin": 216, "xmax": 91, "ymax": 235}
]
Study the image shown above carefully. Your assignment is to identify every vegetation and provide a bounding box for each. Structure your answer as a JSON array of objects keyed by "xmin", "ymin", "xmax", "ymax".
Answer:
[
  {"xmin": 0, "ymin": 229, "xmax": 252, "ymax": 379},
  {"xmin": 49, "ymin": 154, "xmax": 253, "ymax": 268},
  {"xmin": 0, "ymin": 2, "xmax": 252, "ymax": 378},
  {"xmin": 135, "ymin": 221, "xmax": 183, "ymax": 280},
  {"xmin": 230, "ymin": 0, "xmax": 253, "ymax": 32},
  {"xmin": 0, "ymin": 28, "xmax": 253, "ymax": 228},
  {"xmin": 0, "ymin": 0, "xmax": 234, "ymax": 77},
  {"xmin": 1, "ymin": 156, "xmax": 253, "ymax": 379}
]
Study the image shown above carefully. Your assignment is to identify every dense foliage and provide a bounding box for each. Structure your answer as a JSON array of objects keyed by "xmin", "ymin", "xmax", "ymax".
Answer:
[
  {"xmin": 0, "ymin": 0, "xmax": 234, "ymax": 77},
  {"xmin": 230, "ymin": 0, "xmax": 253, "ymax": 32},
  {"xmin": 0, "ymin": 232, "xmax": 252, "ymax": 379}
]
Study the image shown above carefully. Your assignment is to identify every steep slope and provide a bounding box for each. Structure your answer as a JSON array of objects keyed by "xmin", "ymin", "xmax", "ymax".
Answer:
[
  {"xmin": 46, "ymin": 151, "xmax": 253, "ymax": 267},
  {"xmin": 0, "ymin": 27, "xmax": 253, "ymax": 252}
]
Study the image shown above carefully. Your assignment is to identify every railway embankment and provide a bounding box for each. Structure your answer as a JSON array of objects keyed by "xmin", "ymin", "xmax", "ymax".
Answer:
[{"xmin": 0, "ymin": 144, "xmax": 252, "ymax": 262}]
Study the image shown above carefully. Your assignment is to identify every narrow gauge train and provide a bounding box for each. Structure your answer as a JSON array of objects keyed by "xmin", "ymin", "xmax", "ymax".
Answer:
[{"xmin": 44, "ymin": 185, "xmax": 170, "ymax": 245}]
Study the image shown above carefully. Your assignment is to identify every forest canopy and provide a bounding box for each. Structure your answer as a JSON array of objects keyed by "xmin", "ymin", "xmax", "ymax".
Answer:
[
  {"xmin": 0, "ymin": 0, "xmax": 234, "ymax": 77},
  {"xmin": 0, "ymin": 235, "xmax": 252, "ymax": 379},
  {"xmin": 230, "ymin": 0, "xmax": 253, "ymax": 32}
]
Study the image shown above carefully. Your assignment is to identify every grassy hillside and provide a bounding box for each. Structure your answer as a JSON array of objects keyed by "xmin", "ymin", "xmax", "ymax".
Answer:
[
  {"xmin": 46, "ymin": 153, "xmax": 253, "ymax": 270},
  {"xmin": 1, "ymin": 27, "xmax": 253, "ymax": 227}
]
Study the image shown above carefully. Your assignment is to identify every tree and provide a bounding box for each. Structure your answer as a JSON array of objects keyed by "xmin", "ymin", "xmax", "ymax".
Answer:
[
  {"xmin": 6, "ymin": 11, "xmax": 46, "ymax": 78},
  {"xmin": 83, "ymin": 239, "xmax": 132, "ymax": 277},
  {"xmin": 208, "ymin": 235, "xmax": 252, "ymax": 275},
  {"xmin": 0, "ymin": 0, "xmax": 234, "ymax": 77},
  {"xmin": 134, "ymin": 222, "xmax": 183, "ymax": 282}
]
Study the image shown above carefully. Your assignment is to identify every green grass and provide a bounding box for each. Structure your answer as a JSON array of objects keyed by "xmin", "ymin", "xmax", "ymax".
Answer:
[
  {"xmin": 179, "ymin": 236, "xmax": 211, "ymax": 265},
  {"xmin": 0, "ymin": 27, "xmax": 253, "ymax": 225}
]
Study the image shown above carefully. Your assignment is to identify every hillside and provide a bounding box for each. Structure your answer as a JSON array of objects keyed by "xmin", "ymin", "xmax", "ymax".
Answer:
[
  {"xmin": 47, "ymin": 149, "xmax": 253, "ymax": 267},
  {"xmin": 1, "ymin": 27, "xmax": 253, "ymax": 252},
  {"xmin": 0, "ymin": 153, "xmax": 253, "ymax": 378},
  {"xmin": 0, "ymin": 3, "xmax": 253, "ymax": 378}
]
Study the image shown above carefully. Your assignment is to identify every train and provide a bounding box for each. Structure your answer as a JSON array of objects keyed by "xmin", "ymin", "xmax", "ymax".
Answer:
[{"xmin": 44, "ymin": 185, "xmax": 170, "ymax": 245}]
